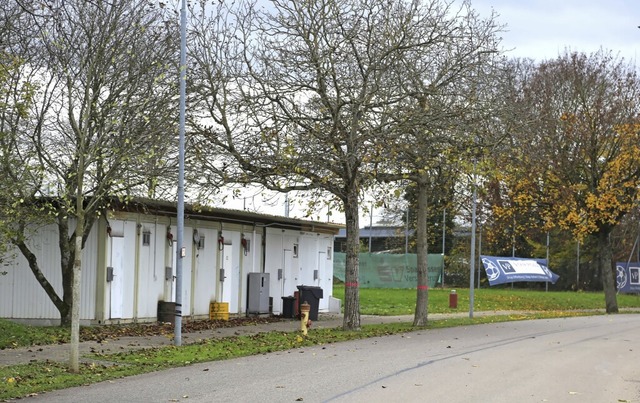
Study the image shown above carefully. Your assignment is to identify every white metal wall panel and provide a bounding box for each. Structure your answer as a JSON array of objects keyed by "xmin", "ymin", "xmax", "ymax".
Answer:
[
  {"xmin": 299, "ymin": 235, "xmax": 318, "ymax": 286},
  {"xmin": 179, "ymin": 226, "xmax": 193, "ymax": 317},
  {"xmin": 15, "ymin": 225, "xmax": 62, "ymax": 319},
  {"xmin": 0, "ymin": 222, "xmax": 99, "ymax": 321},
  {"xmin": 238, "ymin": 231, "xmax": 260, "ymax": 313},
  {"xmin": 298, "ymin": 233, "xmax": 331, "ymax": 310},
  {"xmin": 226, "ymin": 231, "xmax": 241, "ymax": 314},
  {"xmin": 265, "ymin": 228, "xmax": 284, "ymax": 314},
  {"xmin": 0, "ymin": 247, "xmax": 18, "ymax": 317},
  {"xmin": 317, "ymin": 251, "xmax": 327, "ymax": 310},
  {"xmin": 191, "ymin": 227, "xmax": 218, "ymax": 317},
  {"xmin": 278, "ymin": 249, "xmax": 293, "ymax": 314},
  {"xmin": 320, "ymin": 235, "xmax": 334, "ymax": 310},
  {"xmin": 80, "ymin": 227, "xmax": 98, "ymax": 320},
  {"xmin": 283, "ymin": 233, "xmax": 300, "ymax": 291},
  {"xmin": 120, "ymin": 221, "xmax": 137, "ymax": 319},
  {"xmin": 136, "ymin": 221, "xmax": 165, "ymax": 320},
  {"xmin": 151, "ymin": 222, "xmax": 167, "ymax": 303}
]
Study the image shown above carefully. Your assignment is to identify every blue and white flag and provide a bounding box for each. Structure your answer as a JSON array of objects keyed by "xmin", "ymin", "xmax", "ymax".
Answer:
[
  {"xmin": 480, "ymin": 255, "xmax": 560, "ymax": 286},
  {"xmin": 616, "ymin": 262, "xmax": 640, "ymax": 294}
]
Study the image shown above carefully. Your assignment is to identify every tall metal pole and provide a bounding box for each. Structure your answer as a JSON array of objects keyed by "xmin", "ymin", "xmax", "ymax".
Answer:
[
  {"xmin": 511, "ymin": 217, "xmax": 515, "ymax": 289},
  {"xmin": 469, "ymin": 161, "xmax": 477, "ymax": 318},
  {"xmin": 441, "ymin": 208, "xmax": 446, "ymax": 288},
  {"xmin": 368, "ymin": 203, "xmax": 373, "ymax": 253},
  {"xmin": 545, "ymin": 232, "xmax": 550, "ymax": 292},
  {"xmin": 284, "ymin": 194, "xmax": 288, "ymax": 217},
  {"xmin": 404, "ymin": 207, "xmax": 410, "ymax": 270},
  {"xmin": 405, "ymin": 207, "xmax": 409, "ymax": 255},
  {"xmin": 511, "ymin": 215, "xmax": 516, "ymax": 255},
  {"xmin": 576, "ymin": 240, "xmax": 580, "ymax": 289},
  {"xmin": 174, "ymin": 0, "xmax": 187, "ymax": 347},
  {"xmin": 477, "ymin": 226, "xmax": 482, "ymax": 289}
]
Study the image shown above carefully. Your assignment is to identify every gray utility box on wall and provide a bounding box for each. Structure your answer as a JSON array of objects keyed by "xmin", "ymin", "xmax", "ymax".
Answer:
[{"xmin": 247, "ymin": 273, "xmax": 270, "ymax": 314}]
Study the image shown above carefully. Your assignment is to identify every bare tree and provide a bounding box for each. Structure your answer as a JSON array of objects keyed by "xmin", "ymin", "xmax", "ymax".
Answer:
[
  {"xmin": 189, "ymin": 0, "xmax": 495, "ymax": 330},
  {"xmin": 373, "ymin": 3, "xmax": 503, "ymax": 325},
  {"xmin": 0, "ymin": 0, "xmax": 179, "ymax": 371}
]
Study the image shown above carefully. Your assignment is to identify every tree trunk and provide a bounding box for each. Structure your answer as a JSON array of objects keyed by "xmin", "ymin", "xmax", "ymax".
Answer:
[
  {"xmin": 69, "ymin": 128, "xmax": 87, "ymax": 372},
  {"xmin": 595, "ymin": 231, "xmax": 618, "ymax": 313},
  {"xmin": 413, "ymin": 181, "xmax": 429, "ymax": 326},
  {"xmin": 342, "ymin": 192, "xmax": 361, "ymax": 331},
  {"xmin": 58, "ymin": 215, "xmax": 74, "ymax": 327},
  {"xmin": 69, "ymin": 207, "xmax": 83, "ymax": 373}
]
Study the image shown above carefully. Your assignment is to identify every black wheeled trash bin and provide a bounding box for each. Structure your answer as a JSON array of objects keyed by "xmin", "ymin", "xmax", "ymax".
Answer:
[
  {"xmin": 296, "ymin": 285, "xmax": 323, "ymax": 321},
  {"xmin": 281, "ymin": 296, "xmax": 296, "ymax": 318}
]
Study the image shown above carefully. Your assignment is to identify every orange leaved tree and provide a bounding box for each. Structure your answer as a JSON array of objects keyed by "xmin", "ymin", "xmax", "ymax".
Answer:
[{"xmin": 489, "ymin": 51, "xmax": 640, "ymax": 312}]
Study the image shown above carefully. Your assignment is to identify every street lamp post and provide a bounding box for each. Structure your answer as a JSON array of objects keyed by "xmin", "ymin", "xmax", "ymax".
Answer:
[
  {"xmin": 469, "ymin": 160, "xmax": 477, "ymax": 318},
  {"xmin": 174, "ymin": 0, "xmax": 187, "ymax": 347},
  {"xmin": 477, "ymin": 225, "xmax": 482, "ymax": 289},
  {"xmin": 576, "ymin": 240, "xmax": 580, "ymax": 289},
  {"xmin": 546, "ymin": 232, "xmax": 550, "ymax": 292},
  {"xmin": 441, "ymin": 208, "xmax": 445, "ymax": 288}
]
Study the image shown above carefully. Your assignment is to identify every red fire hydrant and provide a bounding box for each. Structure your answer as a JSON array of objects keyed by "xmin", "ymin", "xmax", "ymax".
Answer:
[{"xmin": 449, "ymin": 289, "xmax": 458, "ymax": 309}]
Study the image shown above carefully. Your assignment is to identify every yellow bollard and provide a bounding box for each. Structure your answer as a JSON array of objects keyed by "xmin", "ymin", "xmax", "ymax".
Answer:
[{"xmin": 300, "ymin": 301, "xmax": 311, "ymax": 335}]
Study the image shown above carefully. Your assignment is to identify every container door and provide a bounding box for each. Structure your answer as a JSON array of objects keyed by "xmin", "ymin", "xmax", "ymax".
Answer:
[
  {"xmin": 229, "ymin": 246, "xmax": 240, "ymax": 314},
  {"xmin": 164, "ymin": 242, "xmax": 176, "ymax": 302},
  {"xmin": 110, "ymin": 236, "xmax": 125, "ymax": 319},
  {"xmin": 317, "ymin": 251, "xmax": 326, "ymax": 286},
  {"xmin": 282, "ymin": 249, "xmax": 293, "ymax": 296},
  {"xmin": 221, "ymin": 244, "xmax": 233, "ymax": 304},
  {"xmin": 318, "ymin": 251, "xmax": 330, "ymax": 310}
]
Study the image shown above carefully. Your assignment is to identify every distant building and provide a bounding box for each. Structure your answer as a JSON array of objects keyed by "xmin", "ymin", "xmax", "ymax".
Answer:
[{"xmin": 334, "ymin": 225, "xmax": 414, "ymax": 253}]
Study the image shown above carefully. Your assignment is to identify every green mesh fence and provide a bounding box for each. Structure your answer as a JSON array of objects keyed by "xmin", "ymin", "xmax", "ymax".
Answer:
[{"xmin": 333, "ymin": 252, "xmax": 443, "ymax": 288}]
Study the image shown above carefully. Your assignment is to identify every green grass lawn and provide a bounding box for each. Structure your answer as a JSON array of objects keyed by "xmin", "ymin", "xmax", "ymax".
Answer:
[{"xmin": 332, "ymin": 285, "xmax": 640, "ymax": 315}]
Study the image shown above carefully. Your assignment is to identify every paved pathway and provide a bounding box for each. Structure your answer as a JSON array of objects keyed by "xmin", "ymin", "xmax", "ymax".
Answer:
[
  {"xmin": 23, "ymin": 314, "xmax": 640, "ymax": 403},
  {"xmin": 0, "ymin": 309, "xmax": 629, "ymax": 367}
]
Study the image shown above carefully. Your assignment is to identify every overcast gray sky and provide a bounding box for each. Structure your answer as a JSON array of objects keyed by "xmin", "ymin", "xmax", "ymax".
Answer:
[{"xmin": 470, "ymin": 0, "xmax": 639, "ymax": 62}]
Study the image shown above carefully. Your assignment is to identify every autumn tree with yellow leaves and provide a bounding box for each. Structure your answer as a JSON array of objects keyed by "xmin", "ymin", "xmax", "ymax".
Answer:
[{"xmin": 486, "ymin": 51, "xmax": 640, "ymax": 312}]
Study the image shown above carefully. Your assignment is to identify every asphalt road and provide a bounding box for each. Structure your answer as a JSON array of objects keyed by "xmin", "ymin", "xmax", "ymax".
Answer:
[{"xmin": 33, "ymin": 314, "xmax": 640, "ymax": 403}]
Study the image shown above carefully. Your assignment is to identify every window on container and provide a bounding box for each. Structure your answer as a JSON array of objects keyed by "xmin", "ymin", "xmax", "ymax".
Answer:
[{"xmin": 142, "ymin": 230, "xmax": 151, "ymax": 246}]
